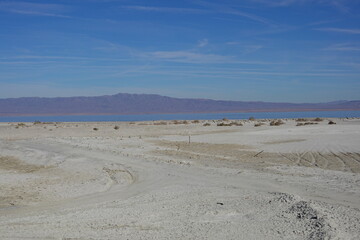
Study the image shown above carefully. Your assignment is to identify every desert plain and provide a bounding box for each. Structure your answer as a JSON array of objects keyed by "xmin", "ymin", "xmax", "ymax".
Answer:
[{"xmin": 0, "ymin": 117, "xmax": 360, "ymax": 239}]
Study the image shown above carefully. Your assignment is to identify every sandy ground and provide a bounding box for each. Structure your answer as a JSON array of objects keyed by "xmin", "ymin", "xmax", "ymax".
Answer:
[{"xmin": 0, "ymin": 117, "xmax": 360, "ymax": 239}]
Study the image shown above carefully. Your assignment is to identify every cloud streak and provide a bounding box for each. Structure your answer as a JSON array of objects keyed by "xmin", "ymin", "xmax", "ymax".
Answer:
[
  {"xmin": 197, "ymin": 39, "xmax": 208, "ymax": 47},
  {"xmin": 145, "ymin": 50, "xmax": 234, "ymax": 64},
  {"xmin": 316, "ymin": 28, "xmax": 360, "ymax": 34},
  {"xmin": 122, "ymin": 6, "xmax": 208, "ymax": 14},
  {"xmin": 124, "ymin": 2, "xmax": 276, "ymax": 27},
  {"xmin": 324, "ymin": 43, "xmax": 360, "ymax": 51},
  {"xmin": 0, "ymin": 2, "xmax": 70, "ymax": 18}
]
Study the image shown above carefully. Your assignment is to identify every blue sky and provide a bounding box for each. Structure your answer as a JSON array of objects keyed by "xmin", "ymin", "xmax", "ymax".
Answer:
[{"xmin": 0, "ymin": 0, "xmax": 359, "ymax": 102}]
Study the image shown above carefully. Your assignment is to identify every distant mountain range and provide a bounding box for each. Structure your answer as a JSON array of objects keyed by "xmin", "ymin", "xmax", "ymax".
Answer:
[{"xmin": 0, "ymin": 93, "xmax": 359, "ymax": 116}]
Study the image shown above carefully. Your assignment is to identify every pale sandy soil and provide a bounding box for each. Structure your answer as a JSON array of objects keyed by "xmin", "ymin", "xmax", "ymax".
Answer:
[{"xmin": 0, "ymin": 118, "xmax": 360, "ymax": 239}]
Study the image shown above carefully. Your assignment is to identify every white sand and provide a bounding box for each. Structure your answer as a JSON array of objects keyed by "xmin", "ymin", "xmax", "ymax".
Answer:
[{"xmin": 0, "ymin": 118, "xmax": 359, "ymax": 239}]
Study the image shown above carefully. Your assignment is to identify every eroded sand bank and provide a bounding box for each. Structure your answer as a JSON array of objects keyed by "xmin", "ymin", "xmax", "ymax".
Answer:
[{"xmin": 0, "ymin": 118, "xmax": 360, "ymax": 239}]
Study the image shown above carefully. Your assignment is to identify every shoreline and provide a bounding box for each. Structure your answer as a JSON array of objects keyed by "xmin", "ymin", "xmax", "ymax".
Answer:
[{"xmin": 1, "ymin": 108, "xmax": 360, "ymax": 118}]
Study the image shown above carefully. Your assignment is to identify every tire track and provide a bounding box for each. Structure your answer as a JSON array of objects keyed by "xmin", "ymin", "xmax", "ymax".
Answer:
[
  {"xmin": 278, "ymin": 152, "xmax": 299, "ymax": 165},
  {"xmin": 339, "ymin": 152, "xmax": 360, "ymax": 173},
  {"xmin": 317, "ymin": 152, "xmax": 329, "ymax": 169},
  {"xmin": 331, "ymin": 151, "xmax": 351, "ymax": 172}
]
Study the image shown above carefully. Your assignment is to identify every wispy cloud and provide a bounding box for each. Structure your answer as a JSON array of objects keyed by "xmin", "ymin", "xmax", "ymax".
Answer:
[
  {"xmin": 0, "ymin": 55, "xmax": 130, "ymax": 63},
  {"xmin": 225, "ymin": 42, "xmax": 263, "ymax": 54},
  {"xmin": 142, "ymin": 50, "xmax": 234, "ymax": 64},
  {"xmin": 316, "ymin": 28, "xmax": 360, "ymax": 34},
  {"xmin": 224, "ymin": 8, "xmax": 275, "ymax": 26},
  {"xmin": 122, "ymin": 6, "xmax": 208, "ymax": 14},
  {"xmin": 324, "ymin": 43, "xmax": 360, "ymax": 51},
  {"xmin": 251, "ymin": 0, "xmax": 352, "ymax": 13},
  {"xmin": 307, "ymin": 19, "xmax": 340, "ymax": 26},
  {"xmin": 197, "ymin": 39, "xmax": 208, "ymax": 47},
  {"xmin": 0, "ymin": 2, "xmax": 70, "ymax": 18},
  {"xmin": 194, "ymin": 1, "xmax": 276, "ymax": 26},
  {"xmin": 124, "ymin": 2, "xmax": 276, "ymax": 27}
]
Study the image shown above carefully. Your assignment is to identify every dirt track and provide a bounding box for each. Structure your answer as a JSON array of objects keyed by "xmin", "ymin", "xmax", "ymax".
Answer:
[{"xmin": 0, "ymin": 118, "xmax": 359, "ymax": 239}]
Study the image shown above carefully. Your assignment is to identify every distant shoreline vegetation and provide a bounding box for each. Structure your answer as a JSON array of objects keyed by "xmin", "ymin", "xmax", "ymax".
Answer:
[{"xmin": 0, "ymin": 110, "xmax": 359, "ymax": 123}]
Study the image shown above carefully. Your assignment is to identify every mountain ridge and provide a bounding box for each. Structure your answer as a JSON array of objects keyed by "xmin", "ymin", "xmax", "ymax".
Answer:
[{"xmin": 0, "ymin": 93, "xmax": 359, "ymax": 116}]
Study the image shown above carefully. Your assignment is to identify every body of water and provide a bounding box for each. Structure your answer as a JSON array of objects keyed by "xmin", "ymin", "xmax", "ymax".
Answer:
[{"xmin": 0, "ymin": 110, "xmax": 359, "ymax": 122}]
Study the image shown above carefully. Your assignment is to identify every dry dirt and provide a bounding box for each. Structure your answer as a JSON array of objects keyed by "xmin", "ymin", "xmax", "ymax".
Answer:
[{"xmin": 0, "ymin": 118, "xmax": 359, "ymax": 239}]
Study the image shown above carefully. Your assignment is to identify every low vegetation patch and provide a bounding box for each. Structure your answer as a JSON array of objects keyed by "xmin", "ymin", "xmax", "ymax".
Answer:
[
  {"xmin": 254, "ymin": 122, "xmax": 265, "ymax": 127},
  {"xmin": 328, "ymin": 120, "xmax": 336, "ymax": 125},
  {"xmin": 217, "ymin": 121, "xmax": 243, "ymax": 127},
  {"xmin": 296, "ymin": 122, "xmax": 319, "ymax": 126},
  {"xmin": 312, "ymin": 117, "xmax": 323, "ymax": 122},
  {"xmin": 173, "ymin": 120, "xmax": 189, "ymax": 125},
  {"xmin": 93, "ymin": 128, "xmax": 98, "ymax": 131},
  {"xmin": 305, "ymin": 122, "xmax": 318, "ymax": 125},
  {"xmin": 296, "ymin": 118, "xmax": 309, "ymax": 122},
  {"xmin": 270, "ymin": 120, "xmax": 285, "ymax": 126},
  {"xmin": 153, "ymin": 121, "xmax": 167, "ymax": 125},
  {"xmin": 15, "ymin": 123, "xmax": 27, "ymax": 129}
]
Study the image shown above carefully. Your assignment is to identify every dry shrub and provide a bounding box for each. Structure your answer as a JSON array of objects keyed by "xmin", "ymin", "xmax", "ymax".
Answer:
[
  {"xmin": 173, "ymin": 120, "xmax": 188, "ymax": 125},
  {"xmin": 328, "ymin": 120, "xmax": 336, "ymax": 125},
  {"xmin": 16, "ymin": 123, "xmax": 26, "ymax": 128},
  {"xmin": 304, "ymin": 122, "xmax": 318, "ymax": 125},
  {"xmin": 249, "ymin": 117, "xmax": 255, "ymax": 121},
  {"xmin": 270, "ymin": 120, "xmax": 284, "ymax": 126},
  {"xmin": 203, "ymin": 123, "xmax": 211, "ymax": 126},
  {"xmin": 222, "ymin": 118, "xmax": 229, "ymax": 121},
  {"xmin": 192, "ymin": 120, "xmax": 200, "ymax": 123},
  {"xmin": 313, "ymin": 117, "xmax": 323, "ymax": 122},
  {"xmin": 254, "ymin": 122, "xmax": 264, "ymax": 127},
  {"xmin": 217, "ymin": 121, "xmax": 242, "ymax": 126},
  {"xmin": 217, "ymin": 122, "xmax": 231, "ymax": 126},
  {"xmin": 93, "ymin": 128, "xmax": 98, "ymax": 131},
  {"xmin": 231, "ymin": 121, "xmax": 243, "ymax": 126},
  {"xmin": 153, "ymin": 121, "xmax": 167, "ymax": 125},
  {"xmin": 296, "ymin": 118, "xmax": 309, "ymax": 122},
  {"xmin": 114, "ymin": 126, "xmax": 119, "ymax": 130},
  {"xmin": 296, "ymin": 123, "xmax": 304, "ymax": 126}
]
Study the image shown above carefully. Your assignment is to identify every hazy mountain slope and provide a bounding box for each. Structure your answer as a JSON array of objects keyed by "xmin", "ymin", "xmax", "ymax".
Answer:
[{"xmin": 0, "ymin": 93, "xmax": 359, "ymax": 116}]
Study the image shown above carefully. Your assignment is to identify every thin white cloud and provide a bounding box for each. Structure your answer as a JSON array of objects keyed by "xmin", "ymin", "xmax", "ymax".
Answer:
[
  {"xmin": 324, "ymin": 43, "xmax": 360, "ymax": 51},
  {"xmin": 122, "ymin": 6, "xmax": 208, "ymax": 14},
  {"xmin": 197, "ymin": 39, "xmax": 209, "ymax": 47},
  {"xmin": 224, "ymin": 8, "xmax": 275, "ymax": 26},
  {"xmin": 198, "ymin": 0, "xmax": 277, "ymax": 26},
  {"xmin": 225, "ymin": 42, "xmax": 263, "ymax": 54},
  {"xmin": 128, "ymin": 2, "xmax": 276, "ymax": 27},
  {"xmin": 307, "ymin": 19, "xmax": 340, "ymax": 26},
  {"xmin": 7, "ymin": 9, "xmax": 71, "ymax": 18},
  {"xmin": 144, "ymin": 51, "xmax": 234, "ymax": 64},
  {"xmin": 0, "ymin": 2, "xmax": 70, "ymax": 18},
  {"xmin": 316, "ymin": 28, "xmax": 360, "ymax": 34},
  {"xmin": 250, "ymin": 0, "xmax": 352, "ymax": 13},
  {"xmin": 226, "ymin": 41, "xmax": 241, "ymax": 45}
]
